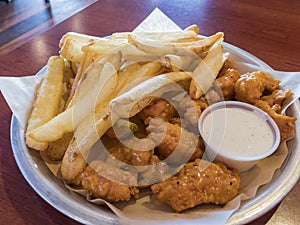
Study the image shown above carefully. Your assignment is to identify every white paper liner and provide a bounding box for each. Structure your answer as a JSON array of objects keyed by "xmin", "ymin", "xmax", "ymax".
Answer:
[
  {"xmin": 133, "ymin": 8, "xmax": 182, "ymax": 33},
  {"xmin": 1, "ymin": 8, "xmax": 300, "ymax": 225},
  {"xmin": 0, "ymin": 75, "xmax": 44, "ymax": 128}
]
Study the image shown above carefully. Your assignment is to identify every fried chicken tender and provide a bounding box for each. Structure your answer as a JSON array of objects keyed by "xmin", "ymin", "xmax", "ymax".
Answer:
[
  {"xmin": 261, "ymin": 89, "xmax": 292, "ymax": 112},
  {"xmin": 235, "ymin": 71, "xmax": 280, "ymax": 104},
  {"xmin": 147, "ymin": 118, "xmax": 203, "ymax": 163},
  {"xmin": 107, "ymin": 141, "xmax": 155, "ymax": 167},
  {"xmin": 80, "ymin": 160, "xmax": 139, "ymax": 202},
  {"xmin": 255, "ymin": 100, "xmax": 296, "ymax": 141},
  {"xmin": 214, "ymin": 68, "xmax": 241, "ymax": 100},
  {"xmin": 178, "ymin": 97, "xmax": 208, "ymax": 126},
  {"xmin": 205, "ymin": 58, "xmax": 240, "ymax": 103},
  {"xmin": 219, "ymin": 58, "xmax": 237, "ymax": 76},
  {"xmin": 139, "ymin": 155, "xmax": 170, "ymax": 186},
  {"xmin": 151, "ymin": 159, "xmax": 240, "ymax": 212},
  {"xmin": 137, "ymin": 98, "xmax": 177, "ymax": 121}
]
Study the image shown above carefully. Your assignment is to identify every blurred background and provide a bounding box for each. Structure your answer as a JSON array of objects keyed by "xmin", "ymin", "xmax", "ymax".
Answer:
[{"xmin": 0, "ymin": 0, "xmax": 96, "ymax": 55}]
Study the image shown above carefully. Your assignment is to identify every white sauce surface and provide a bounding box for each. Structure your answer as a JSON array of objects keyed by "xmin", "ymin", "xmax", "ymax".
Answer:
[{"xmin": 202, "ymin": 107, "xmax": 274, "ymax": 157}]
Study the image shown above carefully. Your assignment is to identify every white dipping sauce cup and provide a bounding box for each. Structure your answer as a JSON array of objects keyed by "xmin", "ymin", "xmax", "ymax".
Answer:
[{"xmin": 198, "ymin": 101, "xmax": 280, "ymax": 172}]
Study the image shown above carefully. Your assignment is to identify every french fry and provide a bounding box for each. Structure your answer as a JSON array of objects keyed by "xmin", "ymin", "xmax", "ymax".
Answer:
[
  {"xmin": 28, "ymin": 108, "xmax": 73, "ymax": 142},
  {"xmin": 176, "ymin": 32, "xmax": 223, "ymax": 54},
  {"xmin": 59, "ymin": 32, "xmax": 102, "ymax": 63},
  {"xmin": 120, "ymin": 44, "xmax": 159, "ymax": 63},
  {"xmin": 189, "ymin": 39, "xmax": 226, "ymax": 99},
  {"xmin": 25, "ymin": 56, "xmax": 64, "ymax": 150},
  {"xmin": 111, "ymin": 30, "xmax": 198, "ymax": 42},
  {"xmin": 183, "ymin": 24, "xmax": 199, "ymax": 34},
  {"xmin": 127, "ymin": 32, "xmax": 223, "ymax": 57},
  {"xmin": 59, "ymin": 38, "xmax": 84, "ymax": 64},
  {"xmin": 170, "ymin": 36, "xmax": 204, "ymax": 44},
  {"xmin": 59, "ymin": 32, "xmax": 102, "ymax": 47},
  {"xmin": 65, "ymin": 52, "xmax": 95, "ymax": 107},
  {"xmin": 128, "ymin": 34, "xmax": 190, "ymax": 57},
  {"xmin": 28, "ymin": 51, "xmax": 122, "ymax": 142},
  {"xmin": 116, "ymin": 61, "xmax": 162, "ymax": 93},
  {"xmin": 81, "ymin": 38, "xmax": 128, "ymax": 56},
  {"xmin": 110, "ymin": 71, "xmax": 192, "ymax": 118},
  {"xmin": 61, "ymin": 108, "xmax": 112, "ymax": 182},
  {"xmin": 160, "ymin": 54, "xmax": 201, "ymax": 72}
]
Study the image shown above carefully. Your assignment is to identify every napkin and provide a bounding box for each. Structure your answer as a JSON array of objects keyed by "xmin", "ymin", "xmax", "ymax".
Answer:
[{"xmin": 1, "ymin": 7, "xmax": 300, "ymax": 225}]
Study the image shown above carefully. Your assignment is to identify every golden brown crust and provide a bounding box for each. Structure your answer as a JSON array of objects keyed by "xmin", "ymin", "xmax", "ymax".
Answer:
[
  {"xmin": 80, "ymin": 161, "xmax": 139, "ymax": 202},
  {"xmin": 234, "ymin": 71, "xmax": 280, "ymax": 104},
  {"xmin": 151, "ymin": 159, "xmax": 240, "ymax": 212},
  {"xmin": 147, "ymin": 118, "xmax": 203, "ymax": 162}
]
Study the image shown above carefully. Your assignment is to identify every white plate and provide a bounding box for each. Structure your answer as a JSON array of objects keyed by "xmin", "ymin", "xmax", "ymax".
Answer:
[{"xmin": 10, "ymin": 41, "xmax": 300, "ymax": 225}]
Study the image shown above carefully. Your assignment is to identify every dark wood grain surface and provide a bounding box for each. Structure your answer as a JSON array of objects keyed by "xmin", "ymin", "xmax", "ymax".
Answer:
[
  {"xmin": 0, "ymin": 0, "xmax": 299, "ymax": 224},
  {"xmin": 0, "ymin": 0, "xmax": 96, "ymax": 55}
]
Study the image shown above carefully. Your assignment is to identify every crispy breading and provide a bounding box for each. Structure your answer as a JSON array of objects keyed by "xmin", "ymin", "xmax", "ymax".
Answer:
[
  {"xmin": 178, "ymin": 97, "xmax": 208, "ymax": 126},
  {"xmin": 80, "ymin": 161, "xmax": 139, "ymax": 202},
  {"xmin": 107, "ymin": 142, "xmax": 155, "ymax": 167},
  {"xmin": 255, "ymin": 100, "xmax": 296, "ymax": 141},
  {"xmin": 151, "ymin": 159, "xmax": 240, "ymax": 212},
  {"xmin": 214, "ymin": 68, "xmax": 241, "ymax": 100},
  {"xmin": 261, "ymin": 89, "xmax": 292, "ymax": 111},
  {"xmin": 137, "ymin": 98, "xmax": 177, "ymax": 122},
  {"xmin": 147, "ymin": 118, "xmax": 203, "ymax": 162},
  {"xmin": 234, "ymin": 71, "xmax": 280, "ymax": 104}
]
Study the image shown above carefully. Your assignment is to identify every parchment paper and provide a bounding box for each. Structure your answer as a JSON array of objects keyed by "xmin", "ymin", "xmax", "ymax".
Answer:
[{"xmin": 1, "ymin": 8, "xmax": 300, "ymax": 225}]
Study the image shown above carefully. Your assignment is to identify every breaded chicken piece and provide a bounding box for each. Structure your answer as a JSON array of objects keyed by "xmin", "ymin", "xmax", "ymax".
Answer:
[
  {"xmin": 235, "ymin": 71, "xmax": 280, "ymax": 104},
  {"xmin": 261, "ymin": 89, "xmax": 292, "ymax": 112},
  {"xmin": 80, "ymin": 160, "xmax": 139, "ymax": 202},
  {"xmin": 139, "ymin": 155, "xmax": 170, "ymax": 186},
  {"xmin": 147, "ymin": 118, "xmax": 203, "ymax": 163},
  {"xmin": 106, "ymin": 140, "xmax": 170, "ymax": 185},
  {"xmin": 255, "ymin": 100, "xmax": 296, "ymax": 141},
  {"xmin": 151, "ymin": 159, "xmax": 240, "ymax": 212},
  {"xmin": 107, "ymin": 141, "xmax": 155, "ymax": 167},
  {"xmin": 205, "ymin": 58, "xmax": 240, "ymax": 103},
  {"xmin": 214, "ymin": 68, "xmax": 241, "ymax": 100},
  {"xmin": 137, "ymin": 98, "xmax": 177, "ymax": 122},
  {"xmin": 218, "ymin": 58, "xmax": 237, "ymax": 76},
  {"xmin": 178, "ymin": 97, "xmax": 208, "ymax": 126}
]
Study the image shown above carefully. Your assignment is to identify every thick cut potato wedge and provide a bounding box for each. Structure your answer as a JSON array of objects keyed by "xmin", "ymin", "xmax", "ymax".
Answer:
[
  {"xmin": 189, "ymin": 39, "xmax": 226, "ymax": 99},
  {"xmin": 25, "ymin": 56, "xmax": 64, "ymax": 150},
  {"xmin": 110, "ymin": 71, "xmax": 192, "ymax": 118},
  {"xmin": 112, "ymin": 30, "xmax": 198, "ymax": 42},
  {"xmin": 128, "ymin": 32, "xmax": 223, "ymax": 57},
  {"xmin": 59, "ymin": 32, "xmax": 102, "ymax": 63}
]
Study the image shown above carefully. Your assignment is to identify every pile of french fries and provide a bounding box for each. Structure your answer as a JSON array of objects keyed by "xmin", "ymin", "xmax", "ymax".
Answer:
[{"xmin": 25, "ymin": 24, "xmax": 226, "ymax": 183}]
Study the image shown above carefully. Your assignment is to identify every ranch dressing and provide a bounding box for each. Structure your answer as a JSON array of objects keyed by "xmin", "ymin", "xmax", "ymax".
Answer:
[{"xmin": 202, "ymin": 107, "xmax": 274, "ymax": 157}]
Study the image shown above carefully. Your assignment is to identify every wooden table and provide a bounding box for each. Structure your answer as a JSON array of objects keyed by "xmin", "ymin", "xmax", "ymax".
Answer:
[{"xmin": 0, "ymin": 0, "xmax": 299, "ymax": 224}]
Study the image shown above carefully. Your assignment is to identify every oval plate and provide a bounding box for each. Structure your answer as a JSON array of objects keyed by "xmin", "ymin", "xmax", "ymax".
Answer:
[{"xmin": 10, "ymin": 41, "xmax": 300, "ymax": 225}]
